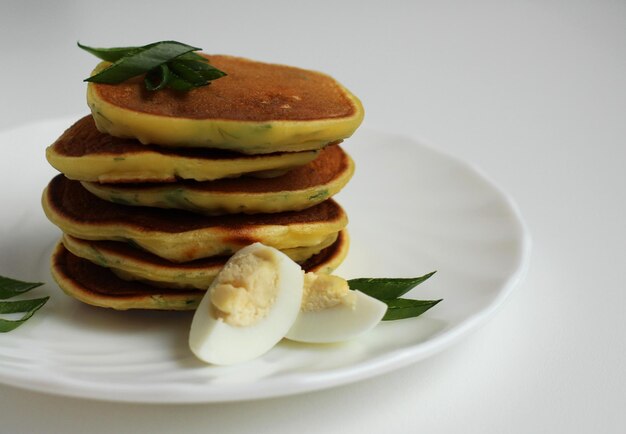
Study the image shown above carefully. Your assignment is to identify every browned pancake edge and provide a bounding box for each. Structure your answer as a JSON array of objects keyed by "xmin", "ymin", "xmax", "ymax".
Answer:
[
  {"xmin": 44, "ymin": 175, "xmax": 346, "ymax": 234},
  {"xmin": 50, "ymin": 231, "xmax": 347, "ymax": 310},
  {"xmin": 100, "ymin": 144, "xmax": 350, "ymax": 194},
  {"xmin": 51, "ymin": 116, "xmax": 333, "ymax": 159}
]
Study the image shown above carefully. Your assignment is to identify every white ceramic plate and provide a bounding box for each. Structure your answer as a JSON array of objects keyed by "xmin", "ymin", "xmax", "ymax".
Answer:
[{"xmin": 0, "ymin": 118, "xmax": 530, "ymax": 403}]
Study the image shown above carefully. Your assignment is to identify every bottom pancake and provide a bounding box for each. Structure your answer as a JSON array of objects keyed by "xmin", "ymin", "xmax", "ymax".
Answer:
[{"xmin": 50, "ymin": 232, "xmax": 350, "ymax": 310}]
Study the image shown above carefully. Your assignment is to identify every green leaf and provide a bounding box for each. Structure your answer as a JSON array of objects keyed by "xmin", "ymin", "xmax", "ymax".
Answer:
[
  {"xmin": 173, "ymin": 58, "xmax": 226, "ymax": 81},
  {"xmin": 84, "ymin": 40, "xmax": 200, "ymax": 84},
  {"xmin": 168, "ymin": 60, "xmax": 210, "ymax": 86},
  {"xmin": 0, "ymin": 297, "xmax": 48, "ymax": 313},
  {"xmin": 144, "ymin": 63, "xmax": 172, "ymax": 91},
  {"xmin": 178, "ymin": 51, "xmax": 209, "ymax": 62},
  {"xmin": 166, "ymin": 69, "xmax": 197, "ymax": 92},
  {"xmin": 79, "ymin": 40, "xmax": 227, "ymax": 91},
  {"xmin": 0, "ymin": 297, "xmax": 49, "ymax": 332},
  {"xmin": 348, "ymin": 271, "xmax": 437, "ymax": 300},
  {"xmin": 77, "ymin": 41, "xmax": 141, "ymax": 62},
  {"xmin": 0, "ymin": 276, "xmax": 43, "ymax": 300},
  {"xmin": 167, "ymin": 59, "xmax": 226, "ymax": 90},
  {"xmin": 382, "ymin": 298, "xmax": 442, "ymax": 321},
  {"xmin": 0, "ymin": 275, "xmax": 49, "ymax": 332}
]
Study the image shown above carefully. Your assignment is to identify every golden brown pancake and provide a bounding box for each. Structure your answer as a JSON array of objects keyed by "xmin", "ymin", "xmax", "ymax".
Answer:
[
  {"xmin": 95, "ymin": 56, "xmax": 357, "ymax": 122},
  {"xmin": 87, "ymin": 55, "xmax": 364, "ymax": 153},
  {"xmin": 42, "ymin": 175, "xmax": 348, "ymax": 262},
  {"xmin": 82, "ymin": 144, "xmax": 354, "ymax": 214},
  {"xmin": 61, "ymin": 231, "xmax": 342, "ymax": 289},
  {"xmin": 51, "ymin": 242, "xmax": 203, "ymax": 310},
  {"xmin": 51, "ymin": 231, "xmax": 349, "ymax": 310},
  {"xmin": 47, "ymin": 116, "xmax": 321, "ymax": 182}
]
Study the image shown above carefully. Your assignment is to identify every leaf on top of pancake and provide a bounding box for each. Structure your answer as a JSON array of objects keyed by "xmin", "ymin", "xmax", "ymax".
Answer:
[{"xmin": 78, "ymin": 40, "xmax": 226, "ymax": 92}]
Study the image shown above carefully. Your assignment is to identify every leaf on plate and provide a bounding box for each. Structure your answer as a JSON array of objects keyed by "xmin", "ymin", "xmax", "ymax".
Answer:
[
  {"xmin": 0, "ymin": 275, "xmax": 49, "ymax": 332},
  {"xmin": 382, "ymin": 298, "xmax": 442, "ymax": 321},
  {"xmin": 0, "ymin": 275, "xmax": 43, "ymax": 300},
  {"xmin": 0, "ymin": 297, "xmax": 49, "ymax": 333},
  {"xmin": 348, "ymin": 271, "xmax": 436, "ymax": 300}
]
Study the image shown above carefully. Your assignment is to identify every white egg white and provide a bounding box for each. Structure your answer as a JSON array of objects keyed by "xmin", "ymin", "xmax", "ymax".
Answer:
[
  {"xmin": 285, "ymin": 290, "xmax": 387, "ymax": 343},
  {"xmin": 189, "ymin": 243, "xmax": 303, "ymax": 365}
]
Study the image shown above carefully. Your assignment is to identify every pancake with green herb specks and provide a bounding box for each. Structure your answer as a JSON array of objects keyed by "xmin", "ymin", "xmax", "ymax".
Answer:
[
  {"xmin": 47, "ymin": 116, "xmax": 321, "ymax": 183},
  {"xmin": 61, "ymin": 230, "xmax": 346, "ymax": 290},
  {"xmin": 81, "ymin": 144, "xmax": 354, "ymax": 214},
  {"xmin": 87, "ymin": 55, "xmax": 364, "ymax": 154},
  {"xmin": 51, "ymin": 232, "xmax": 349, "ymax": 310},
  {"xmin": 42, "ymin": 175, "xmax": 348, "ymax": 263}
]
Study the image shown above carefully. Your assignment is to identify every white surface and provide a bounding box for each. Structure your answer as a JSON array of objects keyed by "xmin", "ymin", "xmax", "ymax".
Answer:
[
  {"xmin": 0, "ymin": 0, "xmax": 624, "ymax": 432},
  {"xmin": 0, "ymin": 121, "xmax": 529, "ymax": 402}
]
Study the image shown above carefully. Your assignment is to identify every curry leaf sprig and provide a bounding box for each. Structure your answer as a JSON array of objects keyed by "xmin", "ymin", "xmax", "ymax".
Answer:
[
  {"xmin": 348, "ymin": 271, "xmax": 441, "ymax": 321},
  {"xmin": 0, "ymin": 276, "xmax": 49, "ymax": 332},
  {"xmin": 78, "ymin": 40, "xmax": 226, "ymax": 92}
]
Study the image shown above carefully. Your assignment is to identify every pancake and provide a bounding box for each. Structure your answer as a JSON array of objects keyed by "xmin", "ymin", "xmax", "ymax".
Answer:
[
  {"xmin": 42, "ymin": 175, "xmax": 348, "ymax": 262},
  {"xmin": 51, "ymin": 232, "xmax": 349, "ymax": 310},
  {"xmin": 61, "ymin": 230, "xmax": 346, "ymax": 290},
  {"xmin": 81, "ymin": 144, "xmax": 354, "ymax": 214},
  {"xmin": 87, "ymin": 55, "xmax": 364, "ymax": 154},
  {"xmin": 47, "ymin": 116, "xmax": 320, "ymax": 183}
]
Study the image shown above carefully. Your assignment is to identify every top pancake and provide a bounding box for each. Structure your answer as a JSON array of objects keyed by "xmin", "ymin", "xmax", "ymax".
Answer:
[
  {"xmin": 95, "ymin": 55, "xmax": 357, "ymax": 121},
  {"xmin": 87, "ymin": 55, "xmax": 364, "ymax": 153}
]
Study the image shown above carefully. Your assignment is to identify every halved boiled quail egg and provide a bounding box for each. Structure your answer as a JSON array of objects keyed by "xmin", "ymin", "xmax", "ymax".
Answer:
[
  {"xmin": 189, "ymin": 243, "xmax": 303, "ymax": 365},
  {"xmin": 286, "ymin": 273, "xmax": 387, "ymax": 343}
]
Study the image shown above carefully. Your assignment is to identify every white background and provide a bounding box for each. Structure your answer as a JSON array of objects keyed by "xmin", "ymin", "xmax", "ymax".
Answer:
[{"xmin": 0, "ymin": 1, "xmax": 624, "ymax": 432}]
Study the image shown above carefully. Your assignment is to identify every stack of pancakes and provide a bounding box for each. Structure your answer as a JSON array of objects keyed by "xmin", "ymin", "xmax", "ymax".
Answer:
[{"xmin": 42, "ymin": 55, "xmax": 364, "ymax": 310}]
